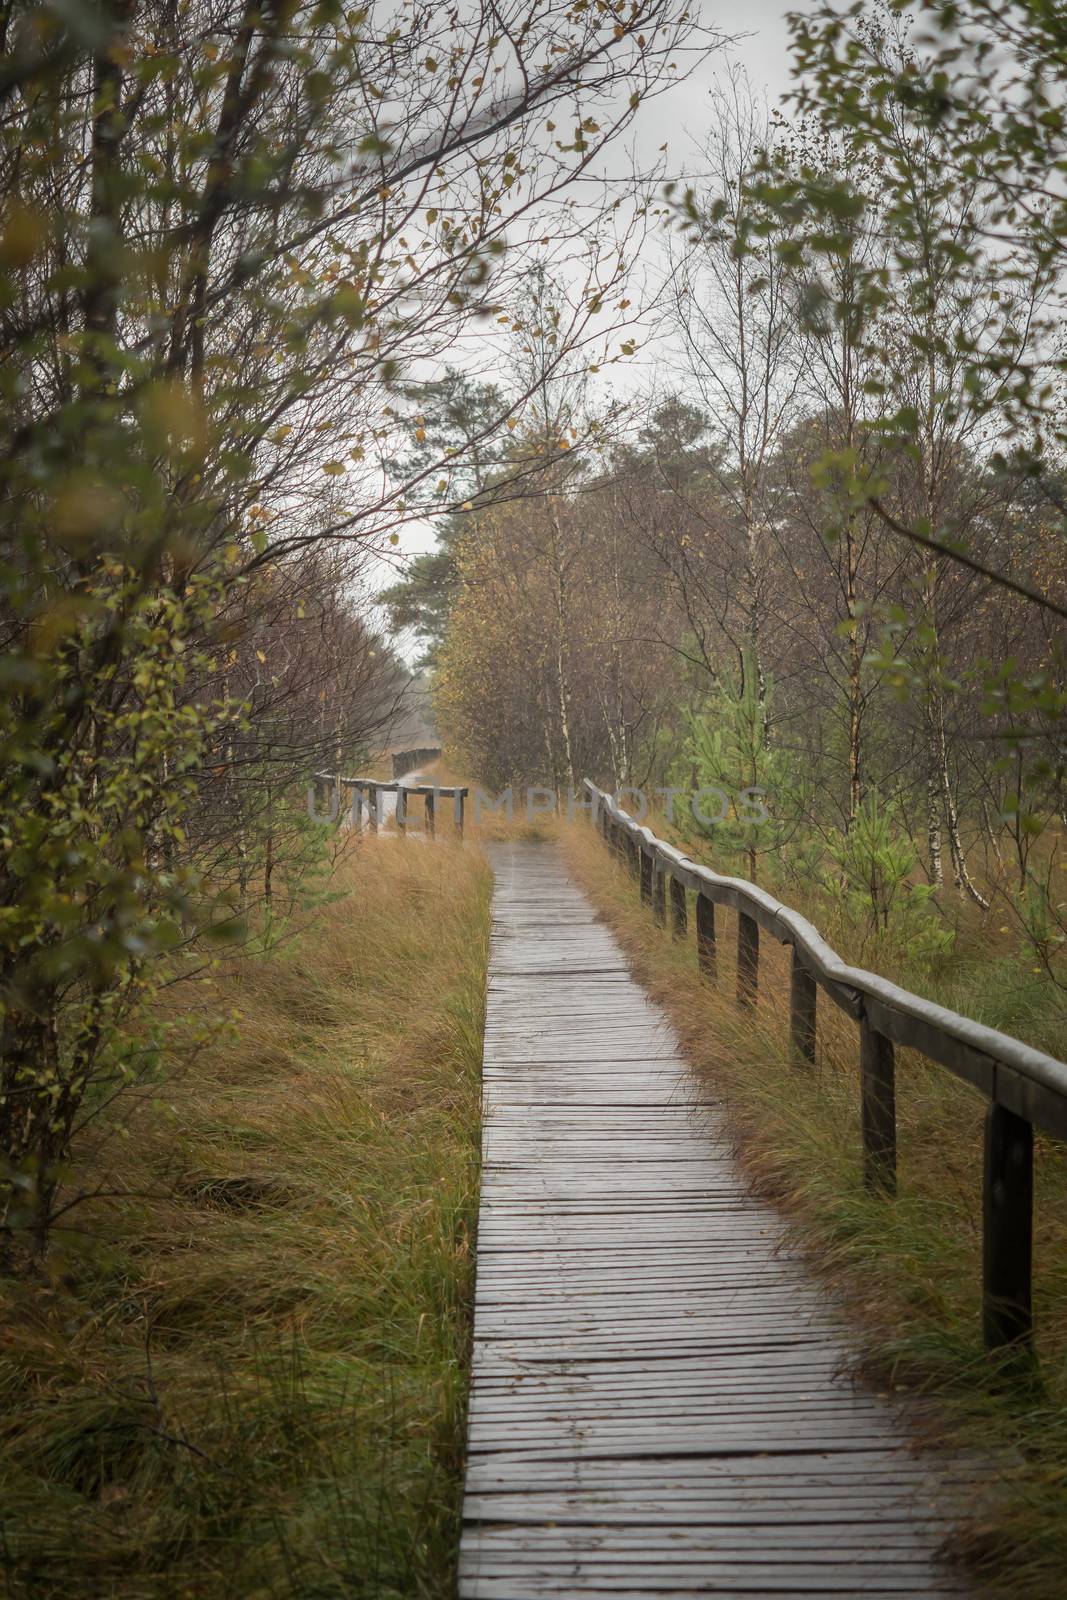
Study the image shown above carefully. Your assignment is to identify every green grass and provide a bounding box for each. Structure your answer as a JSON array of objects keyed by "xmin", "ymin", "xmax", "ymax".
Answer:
[
  {"xmin": 562, "ymin": 822, "xmax": 1067, "ymax": 1600},
  {"xmin": 0, "ymin": 835, "xmax": 491, "ymax": 1599}
]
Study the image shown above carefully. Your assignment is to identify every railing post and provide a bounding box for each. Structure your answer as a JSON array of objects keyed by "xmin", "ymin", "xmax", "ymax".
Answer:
[
  {"xmin": 639, "ymin": 848, "xmax": 653, "ymax": 906},
  {"xmin": 860, "ymin": 1019, "xmax": 896, "ymax": 1196},
  {"xmin": 790, "ymin": 949, "xmax": 817, "ymax": 1063},
  {"xmin": 395, "ymin": 787, "xmax": 407, "ymax": 834},
  {"xmin": 455, "ymin": 789, "xmax": 465, "ymax": 837},
  {"xmin": 670, "ymin": 876, "xmax": 687, "ymax": 938},
  {"xmin": 652, "ymin": 864, "xmax": 666, "ymax": 926},
  {"xmin": 696, "ymin": 894, "xmax": 716, "ymax": 980},
  {"xmin": 368, "ymin": 784, "xmax": 379, "ymax": 833},
  {"xmin": 737, "ymin": 912, "xmax": 759, "ymax": 1007},
  {"xmin": 425, "ymin": 790, "xmax": 435, "ymax": 837},
  {"xmin": 350, "ymin": 783, "xmax": 363, "ymax": 829},
  {"xmin": 982, "ymin": 1102, "xmax": 1033, "ymax": 1353}
]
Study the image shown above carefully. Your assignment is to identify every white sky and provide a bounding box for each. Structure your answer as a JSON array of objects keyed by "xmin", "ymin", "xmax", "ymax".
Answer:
[{"xmin": 647, "ymin": 0, "xmax": 795, "ymax": 148}]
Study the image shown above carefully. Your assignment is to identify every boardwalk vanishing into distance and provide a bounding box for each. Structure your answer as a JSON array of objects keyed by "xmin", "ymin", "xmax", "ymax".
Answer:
[{"xmin": 459, "ymin": 842, "xmax": 975, "ymax": 1600}]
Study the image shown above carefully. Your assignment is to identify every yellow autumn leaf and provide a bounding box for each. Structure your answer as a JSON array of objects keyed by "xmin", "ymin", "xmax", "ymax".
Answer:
[{"xmin": 321, "ymin": 461, "xmax": 345, "ymax": 475}]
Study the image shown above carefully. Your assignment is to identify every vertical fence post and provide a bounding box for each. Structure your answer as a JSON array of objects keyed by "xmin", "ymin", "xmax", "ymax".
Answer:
[
  {"xmin": 670, "ymin": 876, "xmax": 687, "ymax": 938},
  {"xmin": 626, "ymin": 835, "xmax": 639, "ymax": 879},
  {"xmin": 351, "ymin": 783, "xmax": 363, "ymax": 830},
  {"xmin": 639, "ymin": 848, "xmax": 653, "ymax": 906},
  {"xmin": 455, "ymin": 789, "xmax": 465, "ymax": 837},
  {"xmin": 982, "ymin": 1102, "xmax": 1033, "ymax": 1352},
  {"xmin": 860, "ymin": 1019, "xmax": 896, "ymax": 1196},
  {"xmin": 737, "ymin": 913, "xmax": 759, "ymax": 1008},
  {"xmin": 395, "ymin": 787, "xmax": 406, "ymax": 834},
  {"xmin": 425, "ymin": 790, "xmax": 435, "ymax": 837},
  {"xmin": 652, "ymin": 864, "xmax": 666, "ymax": 926},
  {"xmin": 368, "ymin": 784, "xmax": 379, "ymax": 833},
  {"xmin": 696, "ymin": 894, "xmax": 716, "ymax": 980},
  {"xmin": 790, "ymin": 949, "xmax": 817, "ymax": 1063}
]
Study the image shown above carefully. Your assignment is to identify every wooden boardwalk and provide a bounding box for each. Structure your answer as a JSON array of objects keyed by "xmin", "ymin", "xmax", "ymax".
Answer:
[{"xmin": 459, "ymin": 842, "xmax": 974, "ymax": 1599}]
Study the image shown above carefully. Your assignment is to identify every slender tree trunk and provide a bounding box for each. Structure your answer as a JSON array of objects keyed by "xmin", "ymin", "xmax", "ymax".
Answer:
[
  {"xmin": 264, "ymin": 781, "xmax": 274, "ymax": 908},
  {"xmin": 931, "ymin": 690, "xmax": 989, "ymax": 908},
  {"xmin": 548, "ymin": 503, "xmax": 575, "ymax": 789},
  {"xmin": 742, "ymin": 486, "xmax": 769, "ymax": 745},
  {"xmin": 926, "ymin": 768, "xmax": 944, "ymax": 888},
  {"xmin": 608, "ymin": 527, "xmax": 627, "ymax": 788},
  {"xmin": 844, "ymin": 519, "xmax": 863, "ymax": 827},
  {"xmin": 0, "ymin": 993, "xmax": 63, "ymax": 1253},
  {"xmin": 981, "ymin": 798, "xmax": 1005, "ymax": 876},
  {"xmin": 554, "ymin": 609, "xmax": 574, "ymax": 790},
  {"xmin": 83, "ymin": 4, "xmax": 132, "ymax": 379}
]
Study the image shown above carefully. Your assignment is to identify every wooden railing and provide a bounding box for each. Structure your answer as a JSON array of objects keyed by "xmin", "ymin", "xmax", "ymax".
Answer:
[
  {"xmin": 392, "ymin": 746, "xmax": 442, "ymax": 779},
  {"xmin": 584, "ymin": 779, "xmax": 1067, "ymax": 1355},
  {"xmin": 314, "ymin": 773, "xmax": 468, "ymax": 835}
]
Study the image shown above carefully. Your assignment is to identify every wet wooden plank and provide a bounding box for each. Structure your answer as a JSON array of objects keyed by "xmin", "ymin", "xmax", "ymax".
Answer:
[{"xmin": 459, "ymin": 842, "xmax": 974, "ymax": 1597}]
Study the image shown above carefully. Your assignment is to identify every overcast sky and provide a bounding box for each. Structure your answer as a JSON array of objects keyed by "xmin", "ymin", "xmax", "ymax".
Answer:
[{"xmin": 654, "ymin": 0, "xmax": 794, "ymax": 148}]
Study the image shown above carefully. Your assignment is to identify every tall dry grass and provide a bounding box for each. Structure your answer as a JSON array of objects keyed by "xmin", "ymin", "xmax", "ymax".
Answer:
[
  {"xmin": 0, "ymin": 833, "xmax": 490, "ymax": 1599},
  {"xmin": 561, "ymin": 820, "xmax": 1067, "ymax": 1599}
]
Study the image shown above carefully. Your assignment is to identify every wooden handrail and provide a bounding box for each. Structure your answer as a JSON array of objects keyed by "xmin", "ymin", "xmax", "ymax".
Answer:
[
  {"xmin": 584, "ymin": 779, "xmax": 1067, "ymax": 1355},
  {"xmin": 313, "ymin": 772, "xmax": 468, "ymax": 836},
  {"xmin": 392, "ymin": 745, "xmax": 442, "ymax": 779}
]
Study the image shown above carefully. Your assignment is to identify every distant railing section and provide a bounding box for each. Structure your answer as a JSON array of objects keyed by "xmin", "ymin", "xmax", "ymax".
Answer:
[
  {"xmin": 313, "ymin": 773, "xmax": 467, "ymax": 836},
  {"xmin": 392, "ymin": 746, "xmax": 442, "ymax": 779},
  {"xmin": 584, "ymin": 779, "xmax": 1067, "ymax": 1356}
]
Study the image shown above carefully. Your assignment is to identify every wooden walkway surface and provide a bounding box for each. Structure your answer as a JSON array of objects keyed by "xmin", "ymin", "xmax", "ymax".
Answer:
[{"xmin": 459, "ymin": 842, "xmax": 974, "ymax": 1599}]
